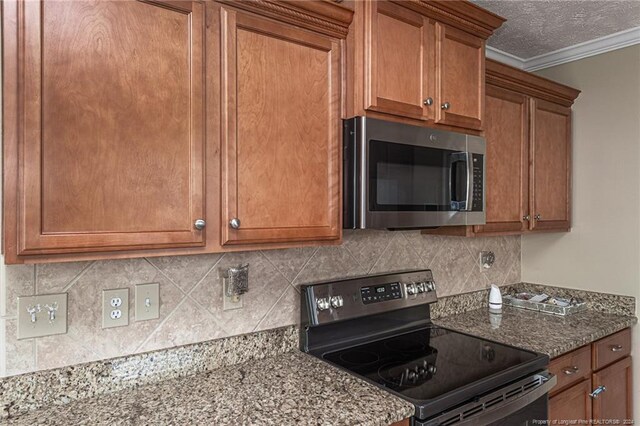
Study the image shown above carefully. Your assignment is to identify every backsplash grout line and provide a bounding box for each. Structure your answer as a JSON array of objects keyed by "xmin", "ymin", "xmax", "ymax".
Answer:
[
  {"xmin": 289, "ymin": 247, "xmax": 319, "ymax": 285},
  {"xmin": 60, "ymin": 261, "xmax": 95, "ymax": 293}
]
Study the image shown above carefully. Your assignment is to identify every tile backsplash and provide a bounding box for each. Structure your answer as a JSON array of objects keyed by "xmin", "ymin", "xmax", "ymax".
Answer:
[{"xmin": 0, "ymin": 230, "xmax": 520, "ymax": 377}]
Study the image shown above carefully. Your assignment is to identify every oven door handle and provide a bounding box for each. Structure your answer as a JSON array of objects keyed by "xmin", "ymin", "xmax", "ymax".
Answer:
[{"xmin": 416, "ymin": 372, "xmax": 557, "ymax": 426}]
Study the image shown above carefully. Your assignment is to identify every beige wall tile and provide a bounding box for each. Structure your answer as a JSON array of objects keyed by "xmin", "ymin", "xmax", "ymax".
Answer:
[
  {"xmin": 261, "ymin": 247, "xmax": 317, "ymax": 283},
  {"xmin": 2, "ymin": 265, "xmax": 35, "ymax": 318},
  {"xmin": 36, "ymin": 261, "xmax": 91, "ymax": 293},
  {"xmin": 254, "ymin": 285, "xmax": 299, "ymax": 332},
  {"xmin": 1, "ymin": 318, "xmax": 35, "ymax": 376},
  {"xmin": 293, "ymin": 246, "xmax": 367, "ymax": 285},
  {"xmin": 147, "ymin": 254, "xmax": 222, "ymax": 292},
  {"xmin": 342, "ymin": 230, "xmax": 393, "ymax": 272},
  {"xmin": 36, "ymin": 331, "xmax": 100, "ymax": 371},
  {"xmin": 369, "ymin": 232, "xmax": 427, "ymax": 274}
]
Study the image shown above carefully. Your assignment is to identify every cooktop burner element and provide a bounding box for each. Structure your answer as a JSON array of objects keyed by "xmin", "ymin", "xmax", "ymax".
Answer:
[{"xmin": 300, "ymin": 270, "xmax": 555, "ymax": 425}]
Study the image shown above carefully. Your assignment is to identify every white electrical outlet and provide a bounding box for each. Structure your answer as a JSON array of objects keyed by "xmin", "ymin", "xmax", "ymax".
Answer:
[{"xmin": 102, "ymin": 288, "xmax": 129, "ymax": 329}]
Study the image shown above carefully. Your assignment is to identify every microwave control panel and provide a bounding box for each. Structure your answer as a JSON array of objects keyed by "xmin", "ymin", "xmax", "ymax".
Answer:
[{"xmin": 472, "ymin": 154, "xmax": 484, "ymax": 212}]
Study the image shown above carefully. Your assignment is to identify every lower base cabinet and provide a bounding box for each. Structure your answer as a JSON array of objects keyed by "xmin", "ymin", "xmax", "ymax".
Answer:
[{"xmin": 548, "ymin": 329, "xmax": 633, "ymax": 423}]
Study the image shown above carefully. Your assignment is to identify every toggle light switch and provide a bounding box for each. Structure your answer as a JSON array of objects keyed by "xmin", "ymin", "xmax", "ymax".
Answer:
[
  {"xmin": 17, "ymin": 293, "xmax": 68, "ymax": 339},
  {"xmin": 135, "ymin": 283, "xmax": 160, "ymax": 321}
]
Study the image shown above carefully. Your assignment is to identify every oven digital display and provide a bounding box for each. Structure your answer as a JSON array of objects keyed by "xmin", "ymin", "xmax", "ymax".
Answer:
[{"xmin": 361, "ymin": 283, "xmax": 402, "ymax": 304}]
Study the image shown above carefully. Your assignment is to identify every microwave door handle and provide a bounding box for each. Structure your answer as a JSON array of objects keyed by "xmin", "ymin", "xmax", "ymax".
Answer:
[{"xmin": 463, "ymin": 152, "xmax": 473, "ymax": 212}]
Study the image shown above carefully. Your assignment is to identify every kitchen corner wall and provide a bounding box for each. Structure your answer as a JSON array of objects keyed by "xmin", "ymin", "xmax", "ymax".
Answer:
[{"xmin": 0, "ymin": 231, "xmax": 520, "ymax": 377}]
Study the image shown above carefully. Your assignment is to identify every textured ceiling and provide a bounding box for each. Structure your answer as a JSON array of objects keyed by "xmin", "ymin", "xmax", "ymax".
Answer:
[{"xmin": 474, "ymin": 0, "xmax": 640, "ymax": 58}]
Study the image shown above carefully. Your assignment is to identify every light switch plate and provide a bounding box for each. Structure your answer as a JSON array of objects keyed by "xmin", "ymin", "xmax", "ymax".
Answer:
[
  {"xmin": 102, "ymin": 288, "xmax": 129, "ymax": 329},
  {"xmin": 17, "ymin": 293, "xmax": 68, "ymax": 340},
  {"xmin": 135, "ymin": 283, "xmax": 160, "ymax": 321}
]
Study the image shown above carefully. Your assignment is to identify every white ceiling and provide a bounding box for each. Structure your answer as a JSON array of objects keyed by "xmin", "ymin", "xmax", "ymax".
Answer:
[{"xmin": 474, "ymin": 0, "xmax": 640, "ymax": 59}]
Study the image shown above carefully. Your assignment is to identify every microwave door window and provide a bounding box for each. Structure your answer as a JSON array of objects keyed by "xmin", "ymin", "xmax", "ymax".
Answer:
[{"xmin": 369, "ymin": 140, "xmax": 453, "ymax": 212}]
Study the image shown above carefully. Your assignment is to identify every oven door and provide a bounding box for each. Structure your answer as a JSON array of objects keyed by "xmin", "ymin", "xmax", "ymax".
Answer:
[{"xmin": 415, "ymin": 372, "xmax": 556, "ymax": 426}]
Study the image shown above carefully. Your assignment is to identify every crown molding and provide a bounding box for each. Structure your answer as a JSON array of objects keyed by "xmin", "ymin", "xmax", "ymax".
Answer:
[{"xmin": 486, "ymin": 26, "xmax": 640, "ymax": 72}]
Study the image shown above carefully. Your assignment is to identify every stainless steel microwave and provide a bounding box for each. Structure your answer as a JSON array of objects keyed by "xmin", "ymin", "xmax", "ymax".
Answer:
[{"xmin": 343, "ymin": 117, "xmax": 486, "ymax": 229}]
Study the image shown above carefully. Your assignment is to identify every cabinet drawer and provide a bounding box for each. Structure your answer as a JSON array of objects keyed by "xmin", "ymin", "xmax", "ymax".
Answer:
[
  {"xmin": 549, "ymin": 345, "xmax": 591, "ymax": 395},
  {"xmin": 593, "ymin": 328, "xmax": 631, "ymax": 371}
]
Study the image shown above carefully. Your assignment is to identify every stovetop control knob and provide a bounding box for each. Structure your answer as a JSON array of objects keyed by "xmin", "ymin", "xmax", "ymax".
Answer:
[
  {"xmin": 316, "ymin": 297, "xmax": 330, "ymax": 311},
  {"xmin": 406, "ymin": 282, "xmax": 418, "ymax": 295},
  {"xmin": 330, "ymin": 295, "xmax": 344, "ymax": 309},
  {"xmin": 426, "ymin": 281, "xmax": 436, "ymax": 292},
  {"xmin": 416, "ymin": 282, "xmax": 426, "ymax": 293}
]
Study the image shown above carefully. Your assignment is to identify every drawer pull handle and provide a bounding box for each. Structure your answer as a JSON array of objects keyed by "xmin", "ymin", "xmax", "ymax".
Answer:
[
  {"xmin": 589, "ymin": 385, "xmax": 606, "ymax": 399},
  {"xmin": 610, "ymin": 344, "xmax": 623, "ymax": 352},
  {"xmin": 562, "ymin": 366, "xmax": 579, "ymax": 375}
]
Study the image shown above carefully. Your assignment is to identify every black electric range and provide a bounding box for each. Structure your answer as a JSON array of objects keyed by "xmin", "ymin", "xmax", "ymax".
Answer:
[{"xmin": 300, "ymin": 270, "xmax": 556, "ymax": 426}]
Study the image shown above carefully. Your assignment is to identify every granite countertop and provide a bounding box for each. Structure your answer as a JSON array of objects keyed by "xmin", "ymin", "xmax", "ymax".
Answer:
[
  {"xmin": 5, "ymin": 351, "xmax": 414, "ymax": 426},
  {"xmin": 435, "ymin": 306, "xmax": 637, "ymax": 358}
]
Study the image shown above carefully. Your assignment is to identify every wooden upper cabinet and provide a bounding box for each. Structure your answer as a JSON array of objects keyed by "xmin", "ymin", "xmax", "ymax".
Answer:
[
  {"xmin": 349, "ymin": 0, "xmax": 504, "ymax": 132},
  {"xmin": 473, "ymin": 85, "xmax": 528, "ymax": 234},
  {"xmin": 5, "ymin": 0, "xmax": 206, "ymax": 258},
  {"xmin": 530, "ymin": 99, "xmax": 572, "ymax": 231},
  {"xmin": 592, "ymin": 357, "xmax": 633, "ymax": 422},
  {"xmin": 435, "ymin": 23, "xmax": 484, "ymax": 130},
  {"xmin": 364, "ymin": 1, "xmax": 434, "ymax": 121},
  {"xmin": 219, "ymin": 6, "xmax": 342, "ymax": 245}
]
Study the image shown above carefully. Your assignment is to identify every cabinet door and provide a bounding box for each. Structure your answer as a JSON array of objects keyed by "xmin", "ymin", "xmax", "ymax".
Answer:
[
  {"xmin": 13, "ymin": 0, "xmax": 205, "ymax": 255},
  {"xmin": 549, "ymin": 378, "xmax": 592, "ymax": 423},
  {"xmin": 364, "ymin": 1, "xmax": 434, "ymax": 121},
  {"xmin": 435, "ymin": 23, "xmax": 484, "ymax": 130},
  {"xmin": 592, "ymin": 357, "xmax": 633, "ymax": 422},
  {"xmin": 530, "ymin": 99, "xmax": 572, "ymax": 231},
  {"xmin": 220, "ymin": 8, "xmax": 341, "ymax": 245},
  {"xmin": 473, "ymin": 85, "xmax": 529, "ymax": 235}
]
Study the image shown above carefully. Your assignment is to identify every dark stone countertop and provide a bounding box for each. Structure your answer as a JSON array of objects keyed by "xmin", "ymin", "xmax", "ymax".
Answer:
[
  {"xmin": 4, "ymin": 351, "xmax": 414, "ymax": 426},
  {"xmin": 435, "ymin": 306, "xmax": 637, "ymax": 358}
]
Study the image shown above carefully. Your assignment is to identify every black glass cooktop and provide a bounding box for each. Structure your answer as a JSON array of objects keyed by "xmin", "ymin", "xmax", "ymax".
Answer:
[{"xmin": 323, "ymin": 326, "xmax": 538, "ymax": 402}]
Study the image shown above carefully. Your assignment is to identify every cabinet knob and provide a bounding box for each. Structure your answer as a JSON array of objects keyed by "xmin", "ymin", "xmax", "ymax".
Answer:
[
  {"xmin": 423, "ymin": 97, "xmax": 433, "ymax": 106},
  {"xmin": 610, "ymin": 344, "xmax": 623, "ymax": 352},
  {"xmin": 441, "ymin": 102, "xmax": 450, "ymax": 110},
  {"xmin": 534, "ymin": 214, "xmax": 542, "ymax": 221},
  {"xmin": 194, "ymin": 219, "xmax": 206, "ymax": 230},
  {"xmin": 589, "ymin": 385, "xmax": 606, "ymax": 399},
  {"xmin": 523, "ymin": 215, "xmax": 531, "ymax": 221},
  {"xmin": 229, "ymin": 218, "xmax": 241, "ymax": 229}
]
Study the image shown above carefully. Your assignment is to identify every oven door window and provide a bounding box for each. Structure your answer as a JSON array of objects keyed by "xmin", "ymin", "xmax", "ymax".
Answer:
[{"xmin": 368, "ymin": 139, "xmax": 469, "ymax": 212}]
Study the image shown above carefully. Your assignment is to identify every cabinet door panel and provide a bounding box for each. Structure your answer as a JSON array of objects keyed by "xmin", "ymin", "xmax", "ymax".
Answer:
[
  {"xmin": 531, "ymin": 99, "xmax": 571, "ymax": 231},
  {"xmin": 365, "ymin": 1, "xmax": 433, "ymax": 120},
  {"xmin": 18, "ymin": 0, "xmax": 205, "ymax": 254},
  {"xmin": 592, "ymin": 357, "xmax": 633, "ymax": 422},
  {"xmin": 473, "ymin": 85, "xmax": 528, "ymax": 235},
  {"xmin": 435, "ymin": 23, "xmax": 483, "ymax": 130},
  {"xmin": 549, "ymin": 378, "xmax": 592, "ymax": 422},
  {"xmin": 221, "ymin": 8, "xmax": 340, "ymax": 245}
]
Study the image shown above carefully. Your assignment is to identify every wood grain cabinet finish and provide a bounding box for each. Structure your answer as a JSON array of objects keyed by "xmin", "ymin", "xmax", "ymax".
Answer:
[
  {"xmin": 219, "ymin": 6, "xmax": 341, "ymax": 245},
  {"xmin": 349, "ymin": 0, "xmax": 504, "ymax": 133},
  {"xmin": 434, "ymin": 23, "xmax": 484, "ymax": 130},
  {"xmin": 548, "ymin": 328, "xmax": 633, "ymax": 424},
  {"xmin": 3, "ymin": 0, "xmax": 206, "ymax": 260},
  {"xmin": 472, "ymin": 84, "xmax": 529, "ymax": 235},
  {"xmin": 364, "ymin": 1, "xmax": 434, "ymax": 121},
  {"xmin": 549, "ymin": 378, "xmax": 593, "ymax": 423},
  {"xmin": 592, "ymin": 357, "xmax": 633, "ymax": 422},
  {"xmin": 530, "ymin": 99, "xmax": 572, "ymax": 231}
]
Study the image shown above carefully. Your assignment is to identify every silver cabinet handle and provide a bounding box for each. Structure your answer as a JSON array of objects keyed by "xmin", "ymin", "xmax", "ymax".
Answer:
[
  {"xmin": 610, "ymin": 344, "xmax": 623, "ymax": 352},
  {"xmin": 423, "ymin": 97, "xmax": 433, "ymax": 106},
  {"xmin": 229, "ymin": 218, "xmax": 241, "ymax": 229},
  {"xmin": 589, "ymin": 385, "xmax": 606, "ymax": 399},
  {"xmin": 534, "ymin": 214, "xmax": 542, "ymax": 220},
  {"xmin": 561, "ymin": 366, "xmax": 579, "ymax": 375},
  {"xmin": 523, "ymin": 215, "xmax": 531, "ymax": 221},
  {"xmin": 194, "ymin": 219, "xmax": 206, "ymax": 230},
  {"xmin": 441, "ymin": 102, "xmax": 450, "ymax": 110}
]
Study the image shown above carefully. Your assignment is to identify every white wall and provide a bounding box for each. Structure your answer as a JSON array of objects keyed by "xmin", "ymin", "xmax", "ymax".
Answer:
[{"xmin": 523, "ymin": 45, "xmax": 640, "ymax": 411}]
